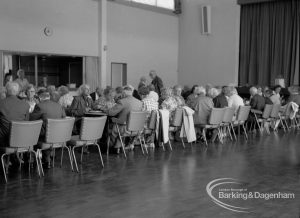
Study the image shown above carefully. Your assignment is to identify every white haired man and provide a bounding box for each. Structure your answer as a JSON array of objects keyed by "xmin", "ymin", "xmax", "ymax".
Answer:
[
  {"xmin": 193, "ymin": 86, "xmax": 214, "ymax": 125},
  {"xmin": 106, "ymin": 85, "xmax": 142, "ymax": 152},
  {"xmin": 0, "ymin": 82, "xmax": 30, "ymax": 146}
]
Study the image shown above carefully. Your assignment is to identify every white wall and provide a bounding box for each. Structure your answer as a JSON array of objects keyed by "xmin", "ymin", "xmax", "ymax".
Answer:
[
  {"xmin": 178, "ymin": 0, "xmax": 240, "ymax": 87},
  {"xmin": 107, "ymin": 2, "xmax": 179, "ymax": 89},
  {"xmin": 0, "ymin": 0, "xmax": 98, "ymax": 56}
]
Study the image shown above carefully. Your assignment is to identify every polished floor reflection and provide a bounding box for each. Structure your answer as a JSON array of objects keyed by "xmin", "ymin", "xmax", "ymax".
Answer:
[{"xmin": 0, "ymin": 131, "xmax": 300, "ymax": 218}]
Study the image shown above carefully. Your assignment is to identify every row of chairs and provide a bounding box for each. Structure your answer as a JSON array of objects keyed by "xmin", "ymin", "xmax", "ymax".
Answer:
[{"xmin": 1, "ymin": 116, "xmax": 107, "ymax": 183}]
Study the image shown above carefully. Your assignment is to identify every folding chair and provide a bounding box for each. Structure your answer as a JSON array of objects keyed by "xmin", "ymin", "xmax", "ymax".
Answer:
[
  {"xmin": 36, "ymin": 117, "xmax": 75, "ymax": 176},
  {"xmin": 111, "ymin": 111, "xmax": 148, "ymax": 158},
  {"xmin": 268, "ymin": 104, "xmax": 281, "ymax": 132},
  {"xmin": 220, "ymin": 107, "xmax": 235, "ymax": 141},
  {"xmin": 251, "ymin": 104, "xmax": 273, "ymax": 134},
  {"xmin": 1, "ymin": 120, "xmax": 42, "ymax": 183},
  {"xmin": 169, "ymin": 108, "xmax": 186, "ymax": 149},
  {"xmin": 143, "ymin": 110, "xmax": 158, "ymax": 150},
  {"xmin": 69, "ymin": 116, "xmax": 107, "ymax": 172},
  {"xmin": 197, "ymin": 108, "xmax": 226, "ymax": 146},
  {"xmin": 231, "ymin": 106, "xmax": 251, "ymax": 140}
]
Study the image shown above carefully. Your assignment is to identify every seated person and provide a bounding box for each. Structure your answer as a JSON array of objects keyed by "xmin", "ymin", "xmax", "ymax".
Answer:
[
  {"xmin": 148, "ymin": 84, "xmax": 159, "ymax": 102},
  {"xmin": 58, "ymin": 86, "xmax": 74, "ymax": 109},
  {"xmin": 0, "ymin": 82, "xmax": 29, "ymax": 147},
  {"xmin": 68, "ymin": 84, "xmax": 93, "ymax": 134},
  {"xmin": 30, "ymin": 90, "xmax": 66, "ymax": 168},
  {"xmin": 186, "ymin": 85, "xmax": 200, "ymax": 109},
  {"xmin": 106, "ymin": 85, "xmax": 142, "ymax": 152},
  {"xmin": 270, "ymin": 85, "xmax": 282, "ymax": 105},
  {"xmin": 264, "ymin": 90, "xmax": 274, "ymax": 105},
  {"xmin": 228, "ymin": 87, "xmax": 244, "ymax": 114},
  {"xmin": 139, "ymin": 86, "xmax": 159, "ymax": 148},
  {"xmin": 193, "ymin": 86, "xmax": 214, "ymax": 125},
  {"xmin": 287, "ymin": 86, "xmax": 300, "ymax": 106},
  {"xmin": 68, "ymin": 84, "xmax": 93, "ymax": 117},
  {"xmin": 90, "ymin": 86, "xmax": 103, "ymax": 101},
  {"xmin": 25, "ymin": 84, "xmax": 39, "ymax": 113},
  {"xmin": 173, "ymin": 85, "xmax": 185, "ymax": 107},
  {"xmin": 161, "ymin": 87, "xmax": 178, "ymax": 122},
  {"xmin": 30, "ymin": 90, "xmax": 66, "ymax": 136},
  {"xmin": 93, "ymin": 87, "xmax": 116, "ymax": 111},
  {"xmin": 249, "ymin": 86, "xmax": 266, "ymax": 111},
  {"xmin": 213, "ymin": 86, "xmax": 229, "ymax": 108}
]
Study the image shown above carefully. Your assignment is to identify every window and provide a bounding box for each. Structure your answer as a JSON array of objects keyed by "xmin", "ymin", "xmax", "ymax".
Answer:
[{"xmin": 129, "ymin": 0, "xmax": 175, "ymax": 10}]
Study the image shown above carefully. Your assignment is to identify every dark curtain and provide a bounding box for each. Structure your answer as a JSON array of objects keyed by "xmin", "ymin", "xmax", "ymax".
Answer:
[{"xmin": 239, "ymin": 0, "xmax": 300, "ymax": 86}]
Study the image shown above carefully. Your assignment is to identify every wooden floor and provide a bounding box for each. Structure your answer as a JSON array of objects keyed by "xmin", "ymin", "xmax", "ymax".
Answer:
[{"xmin": 0, "ymin": 130, "xmax": 300, "ymax": 218}]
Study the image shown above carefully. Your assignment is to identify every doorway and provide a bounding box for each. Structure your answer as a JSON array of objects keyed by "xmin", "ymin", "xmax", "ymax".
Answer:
[{"xmin": 111, "ymin": 63, "xmax": 127, "ymax": 88}]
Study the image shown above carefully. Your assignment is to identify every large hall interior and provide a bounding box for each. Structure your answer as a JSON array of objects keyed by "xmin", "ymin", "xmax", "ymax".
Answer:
[{"xmin": 0, "ymin": 0, "xmax": 300, "ymax": 217}]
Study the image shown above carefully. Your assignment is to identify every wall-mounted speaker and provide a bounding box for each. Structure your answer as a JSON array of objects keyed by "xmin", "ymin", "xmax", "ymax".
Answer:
[{"xmin": 201, "ymin": 5, "xmax": 211, "ymax": 35}]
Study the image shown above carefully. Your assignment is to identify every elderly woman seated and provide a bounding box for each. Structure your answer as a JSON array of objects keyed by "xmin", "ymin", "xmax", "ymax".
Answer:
[
  {"xmin": 173, "ymin": 85, "xmax": 185, "ymax": 107},
  {"xmin": 139, "ymin": 86, "xmax": 159, "ymax": 148},
  {"xmin": 58, "ymin": 85, "xmax": 74, "ymax": 109},
  {"xmin": 93, "ymin": 87, "xmax": 116, "ymax": 111},
  {"xmin": 161, "ymin": 87, "xmax": 179, "ymax": 122},
  {"xmin": 186, "ymin": 85, "xmax": 200, "ymax": 109},
  {"xmin": 25, "ymin": 84, "xmax": 39, "ymax": 113}
]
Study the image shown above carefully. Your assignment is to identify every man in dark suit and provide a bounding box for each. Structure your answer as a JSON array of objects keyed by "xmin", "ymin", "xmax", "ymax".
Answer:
[
  {"xmin": 106, "ymin": 85, "xmax": 142, "ymax": 150},
  {"xmin": 213, "ymin": 86, "xmax": 229, "ymax": 108},
  {"xmin": 149, "ymin": 70, "xmax": 164, "ymax": 97},
  {"xmin": 30, "ymin": 90, "xmax": 66, "ymax": 136},
  {"xmin": 90, "ymin": 86, "xmax": 103, "ymax": 102},
  {"xmin": 0, "ymin": 82, "xmax": 30, "ymax": 147},
  {"xmin": 30, "ymin": 90, "xmax": 66, "ymax": 168},
  {"xmin": 250, "ymin": 86, "xmax": 266, "ymax": 111}
]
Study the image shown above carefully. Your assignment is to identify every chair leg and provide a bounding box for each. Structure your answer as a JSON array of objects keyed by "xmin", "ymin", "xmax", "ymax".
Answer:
[
  {"xmin": 227, "ymin": 125, "xmax": 233, "ymax": 141},
  {"xmin": 107, "ymin": 136, "xmax": 110, "ymax": 156},
  {"xmin": 242, "ymin": 123, "xmax": 248, "ymax": 140},
  {"xmin": 62, "ymin": 144, "xmax": 74, "ymax": 172},
  {"xmin": 181, "ymin": 138, "xmax": 186, "ymax": 149},
  {"xmin": 60, "ymin": 146, "xmax": 64, "ymax": 167},
  {"xmin": 202, "ymin": 128, "xmax": 208, "ymax": 146},
  {"xmin": 28, "ymin": 152, "xmax": 32, "ymax": 173},
  {"xmin": 52, "ymin": 148, "xmax": 55, "ymax": 168},
  {"xmin": 1, "ymin": 154, "xmax": 7, "ymax": 183},
  {"xmin": 31, "ymin": 150, "xmax": 41, "ymax": 178},
  {"xmin": 80, "ymin": 147, "xmax": 84, "ymax": 163},
  {"xmin": 36, "ymin": 149, "xmax": 44, "ymax": 177},
  {"xmin": 217, "ymin": 128, "xmax": 223, "ymax": 144},
  {"xmin": 94, "ymin": 143, "xmax": 104, "ymax": 168},
  {"xmin": 141, "ymin": 136, "xmax": 148, "ymax": 154},
  {"xmin": 168, "ymin": 140, "xmax": 173, "ymax": 151},
  {"xmin": 231, "ymin": 123, "xmax": 237, "ymax": 140},
  {"xmin": 72, "ymin": 147, "xmax": 79, "ymax": 173},
  {"xmin": 116, "ymin": 125, "xmax": 127, "ymax": 158},
  {"xmin": 138, "ymin": 136, "xmax": 145, "ymax": 155}
]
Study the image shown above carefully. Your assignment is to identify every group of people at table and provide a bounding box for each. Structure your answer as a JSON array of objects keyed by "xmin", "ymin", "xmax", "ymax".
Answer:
[{"xmin": 1, "ymin": 68, "xmax": 300, "ymax": 169}]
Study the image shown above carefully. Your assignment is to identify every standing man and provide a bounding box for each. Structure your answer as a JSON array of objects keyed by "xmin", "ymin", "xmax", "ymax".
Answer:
[{"xmin": 149, "ymin": 70, "xmax": 164, "ymax": 97}]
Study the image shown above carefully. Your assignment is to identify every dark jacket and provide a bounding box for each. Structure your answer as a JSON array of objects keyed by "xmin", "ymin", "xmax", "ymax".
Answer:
[
  {"xmin": 0, "ymin": 96, "xmax": 30, "ymax": 144},
  {"xmin": 250, "ymin": 94, "xmax": 266, "ymax": 111},
  {"xmin": 213, "ymin": 94, "xmax": 228, "ymax": 108},
  {"xmin": 90, "ymin": 92, "xmax": 99, "ymax": 102},
  {"xmin": 108, "ymin": 95, "xmax": 142, "ymax": 124},
  {"xmin": 30, "ymin": 100, "xmax": 66, "ymax": 136},
  {"xmin": 68, "ymin": 95, "xmax": 93, "ymax": 117},
  {"xmin": 151, "ymin": 76, "xmax": 164, "ymax": 97}
]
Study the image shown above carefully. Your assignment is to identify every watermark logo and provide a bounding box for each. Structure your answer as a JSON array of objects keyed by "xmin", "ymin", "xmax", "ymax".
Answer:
[{"xmin": 206, "ymin": 178, "xmax": 295, "ymax": 213}]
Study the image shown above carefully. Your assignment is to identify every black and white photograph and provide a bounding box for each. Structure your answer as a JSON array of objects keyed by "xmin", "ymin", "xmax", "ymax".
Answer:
[{"xmin": 0, "ymin": 0, "xmax": 299, "ymax": 217}]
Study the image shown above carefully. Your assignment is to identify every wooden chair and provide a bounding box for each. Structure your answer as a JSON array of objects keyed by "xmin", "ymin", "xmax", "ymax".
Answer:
[{"xmin": 1, "ymin": 120, "xmax": 42, "ymax": 183}]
